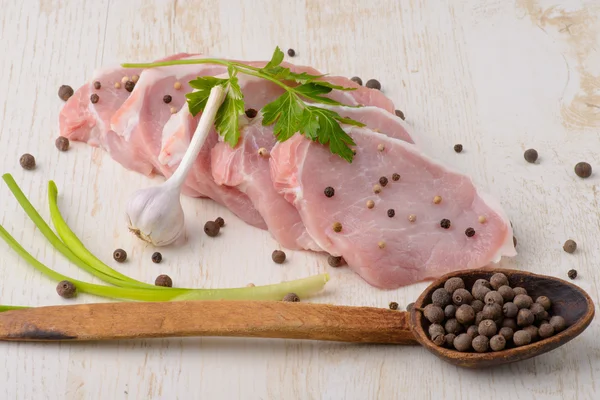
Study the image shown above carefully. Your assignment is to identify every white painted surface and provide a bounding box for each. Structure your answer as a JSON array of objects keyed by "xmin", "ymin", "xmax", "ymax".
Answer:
[{"xmin": 0, "ymin": 0, "xmax": 599, "ymax": 398}]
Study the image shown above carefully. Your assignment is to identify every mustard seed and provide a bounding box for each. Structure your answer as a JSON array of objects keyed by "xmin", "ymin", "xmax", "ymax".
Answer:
[
  {"xmin": 503, "ymin": 302, "xmax": 518, "ymax": 318},
  {"xmin": 484, "ymin": 291, "xmax": 504, "ymax": 306},
  {"xmin": 395, "ymin": 109, "xmax": 405, "ymax": 120},
  {"xmin": 56, "ymin": 280, "xmax": 76, "ymax": 298},
  {"xmin": 478, "ymin": 319, "xmax": 497, "ymax": 337},
  {"xmin": 490, "ymin": 273, "xmax": 508, "ymax": 290},
  {"xmin": 452, "ymin": 288, "xmax": 473, "ymax": 306},
  {"xmin": 523, "ymin": 325, "xmax": 539, "ymax": 341},
  {"xmin": 444, "ymin": 277, "xmax": 465, "ymax": 294},
  {"xmin": 513, "ymin": 287, "xmax": 527, "ymax": 296},
  {"xmin": 392, "ymin": 173, "xmax": 400, "ymax": 181},
  {"xmin": 327, "ymin": 255, "xmax": 344, "ymax": 267},
  {"xmin": 373, "ymin": 184, "xmax": 382, "ymax": 194},
  {"xmin": 513, "ymin": 330, "xmax": 531, "ymax": 346},
  {"xmin": 444, "ymin": 304, "xmax": 456, "ymax": 319},
  {"xmin": 58, "ymin": 85, "xmax": 74, "ymax": 101},
  {"xmin": 121, "ymin": 76, "xmax": 130, "ymax": 83},
  {"xmin": 55, "ymin": 136, "xmax": 70, "ymax": 151},
  {"xmin": 389, "ymin": 301, "xmax": 399, "ymax": 310},
  {"xmin": 423, "ymin": 304, "xmax": 445, "ymax": 324},
  {"xmin": 19, "ymin": 153, "xmax": 36, "ymax": 170},
  {"xmin": 215, "ymin": 217, "xmax": 225, "ymax": 227},
  {"xmin": 550, "ymin": 315, "xmax": 566, "ymax": 332},
  {"xmin": 432, "ymin": 288, "xmax": 451, "ymax": 307},
  {"xmin": 498, "ymin": 285, "xmax": 515, "ymax": 302},
  {"xmin": 408, "ymin": 214, "xmax": 417, "ymax": 222},
  {"xmin": 174, "ymin": 81, "xmax": 182, "ymax": 90},
  {"xmin": 574, "ymin": 162, "xmax": 592, "ymax": 178},
  {"xmin": 204, "ymin": 220, "xmax": 220, "ymax": 237},
  {"xmin": 90, "ymin": 93, "xmax": 99, "ymax": 103},
  {"xmin": 517, "ymin": 309, "xmax": 534, "ymax": 327},
  {"xmin": 490, "ymin": 334, "xmax": 506, "ymax": 351},
  {"xmin": 113, "ymin": 248, "xmax": 127, "ymax": 262},
  {"xmin": 350, "ymin": 76, "xmax": 362, "ymax": 85},
  {"xmin": 444, "ymin": 318, "xmax": 462, "ymax": 335},
  {"xmin": 466, "ymin": 325, "xmax": 479, "ymax": 338},
  {"xmin": 155, "ymin": 274, "xmax": 173, "ymax": 287},
  {"xmin": 482, "ymin": 303, "xmax": 502, "ymax": 320},
  {"xmin": 563, "ymin": 239, "xmax": 577, "ymax": 253},
  {"xmin": 538, "ymin": 322, "xmax": 554, "ymax": 338},
  {"xmin": 568, "ymin": 269, "xmax": 577, "ymax": 279},
  {"xmin": 514, "ymin": 294, "xmax": 533, "ymax": 309},
  {"xmin": 536, "ymin": 296, "xmax": 551, "ymax": 311},
  {"xmin": 114, "ymin": 82, "xmax": 121, "ymax": 89},
  {"xmin": 131, "ymin": 75, "xmax": 139, "ymax": 83},
  {"xmin": 472, "ymin": 284, "xmax": 491, "ymax": 301},
  {"xmin": 272, "ymin": 250, "xmax": 286, "ymax": 264},
  {"xmin": 524, "ymin": 148, "xmax": 538, "ymax": 163},
  {"xmin": 454, "ymin": 144, "xmax": 463, "ymax": 153},
  {"xmin": 471, "ymin": 299, "xmax": 484, "ymax": 313},
  {"xmin": 324, "ymin": 186, "xmax": 335, "ymax": 197},
  {"xmin": 502, "ymin": 318, "xmax": 518, "ymax": 331},
  {"xmin": 283, "ymin": 293, "xmax": 300, "ymax": 302},
  {"xmin": 472, "ymin": 335, "xmax": 489, "ymax": 353},
  {"xmin": 499, "ymin": 327, "xmax": 514, "ymax": 341},
  {"xmin": 455, "ymin": 304, "xmax": 475, "ymax": 325},
  {"xmin": 151, "ymin": 252, "xmax": 162, "ymax": 264},
  {"xmin": 365, "ymin": 79, "xmax": 381, "ymax": 90},
  {"xmin": 478, "ymin": 215, "xmax": 487, "ymax": 224}
]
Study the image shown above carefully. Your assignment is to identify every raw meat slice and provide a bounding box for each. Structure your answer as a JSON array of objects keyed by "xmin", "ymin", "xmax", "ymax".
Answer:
[{"xmin": 270, "ymin": 128, "xmax": 516, "ymax": 289}]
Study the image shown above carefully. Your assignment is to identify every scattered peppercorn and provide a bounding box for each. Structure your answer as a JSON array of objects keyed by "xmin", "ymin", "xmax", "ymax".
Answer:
[
  {"xmin": 568, "ymin": 269, "xmax": 577, "ymax": 279},
  {"xmin": 58, "ymin": 85, "xmax": 74, "ymax": 101},
  {"xmin": 151, "ymin": 252, "xmax": 162, "ymax": 264},
  {"xmin": 574, "ymin": 162, "xmax": 592, "ymax": 178},
  {"xmin": 379, "ymin": 176, "xmax": 388, "ymax": 187},
  {"xmin": 503, "ymin": 302, "xmax": 518, "ymax": 318},
  {"xmin": 174, "ymin": 81, "xmax": 182, "ymax": 90},
  {"xmin": 432, "ymin": 288, "xmax": 451, "ymax": 307},
  {"xmin": 440, "ymin": 219, "xmax": 451, "ymax": 229},
  {"xmin": 215, "ymin": 217, "xmax": 225, "ymax": 227},
  {"xmin": 373, "ymin": 184, "xmax": 382, "ymax": 194},
  {"xmin": 272, "ymin": 250, "xmax": 286, "ymax": 264},
  {"xmin": 125, "ymin": 81, "xmax": 135, "ymax": 92},
  {"xmin": 444, "ymin": 277, "xmax": 465, "ymax": 294},
  {"xmin": 453, "ymin": 333, "xmax": 472, "ymax": 352},
  {"xmin": 478, "ymin": 215, "xmax": 487, "ymax": 224},
  {"xmin": 19, "ymin": 153, "xmax": 36, "ymax": 170},
  {"xmin": 90, "ymin": 93, "xmax": 99, "ymax": 104},
  {"xmin": 92, "ymin": 81, "xmax": 101, "ymax": 90},
  {"xmin": 472, "ymin": 335, "xmax": 489, "ymax": 353},
  {"xmin": 389, "ymin": 301, "xmax": 399, "ymax": 310},
  {"xmin": 455, "ymin": 304, "xmax": 475, "ymax": 325},
  {"xmin": 366, "ymin": 200, "xmax": 375, "ymax": 209},
  {"xmin": 514, "ymin": 294, "xmax": 533, "ymax": 309},
  {"xmin": 55, "ymin": 136, "xmax": 70, "ymax": 151},
  {"xmin": 324, "ymin": 186, "xmax": 335, "ymax": 197},
  {"xmin": 408, "ymin": 214, "xmax": 417, "ymax": 222},
  {"xmin": 471, "ymin": 299, "xmax": 484, "ymax": 313},
  {"xmin": 163, "ymin": 95, "xmax": 172, "ymax": 104},
  {"xmin": 113, "ymin": 248, "xmax": 127, "ymax": 262},
  {"xmin": 433, "ymin": 195, "xmax": 442, "ymax": 204},
  {"xmin": 517, "ymin": 309, "xmax": 534, "ymax": 327},
  {"xmin": 524, "ymin": 148, "xmax": 538, "ymax": 163},
  {"xmin": 131, "ymin": 75, "xmax": 140, "ymax": 83},
  {"xmin": 350, "ymin": 76, "xmax": 363, "ymax": 85},
  {"xmin": 332, "ymin": 222, "xmax": 342, "ymax": 233},
  {"xmin": 155, "ymin": 274, "xmax": 173, "ymax": 287},
  {"xmin": 287, "ymin": 48, "xmax": 295, "ymax": 57},
  {"xmin": 489, "ymin": 334, "xmax": 506, "ymax": 351},
  {"xmin": 484, "ymin": 291, "xmax": 504, "ymax": 306},
  {"xmin": 282, "ymin": 292, "xmax": 300, "ymax": 302},
  {"xmin": 245, "ymin": 108, "xmax": 258, "ymax": 118},
  {"xmin": 465, "ymin": 228, "xmax": 475, "ymax": 237},
  {"xmin": 392, "ymin": 173, "xmax": 400, "ymax": 181},
  {"xmin": 498, "ymin": 285, "xmax": 515, "ymax": 302},
  {"xmin": 204, "ymin": 220, "xmax": 220, "ymax": 237},
  {"xmin": 378, "ymin": 241, "xmax": 386, "ymax": 249},
  {"xmin": 444, "ymin": 304, "xmax": 456, "ymax": 319},
  {"xmin": 327, "ymin": 255, "xmax": 344, "ymax": 267},
  {"xmin": 365, "ymin": 79, "xmax": 381, "ymax": 90},
  {"xmin": 563, "ymin": 239, "xmax": 577, "ymax": 253},
  {"xmin": 423, "ymin": 304, "xmax": 445, "ymax": 324},
  {"xmin": 453, "ymin": 144, "xmax": 463, "ymax": 153},
  {"xmin": 395, "ymin": 109, "xmax": 405, "ymax": 120},
  {"xmin": 549, "ymin": 315, "xmax": 566, "ymax": 332},
  {"xmin": 114, "ymin": 82, "xmax": 121, "ymax": 89},
  {"xmin": 513, "ymin": 330, "xmax": 531, "ymax": 346},
  {"xmin": 56, "ymin": 280, "xmax": 76, "ymax": 298},
  {"xmin": 536, "ymin": 296, "xmax": 551, "ymax": 311},
  {"xmin": 387, "ymin": 209, "xmax": 395, "ymax": 218},
  {"xmin": 377, "ymin": 143, "xmax": 385, "ymax": 152}
]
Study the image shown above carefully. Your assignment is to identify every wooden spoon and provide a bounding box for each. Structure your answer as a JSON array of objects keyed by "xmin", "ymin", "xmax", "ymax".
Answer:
[{"xmin": 0, "ymin": 268, "xmax": 593, "ymax": 368}]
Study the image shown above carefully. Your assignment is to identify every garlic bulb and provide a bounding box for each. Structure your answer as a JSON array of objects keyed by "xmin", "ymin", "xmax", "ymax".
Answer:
[{"xmin": 125, "ymin": 85, "xmax": 226, "ymax": 246}]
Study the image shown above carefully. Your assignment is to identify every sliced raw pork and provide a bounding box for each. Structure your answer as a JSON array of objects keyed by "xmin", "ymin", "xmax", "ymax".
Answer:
[{"xmin": 270, "ymin": 127, "xmax": 515, "ymax": 289}]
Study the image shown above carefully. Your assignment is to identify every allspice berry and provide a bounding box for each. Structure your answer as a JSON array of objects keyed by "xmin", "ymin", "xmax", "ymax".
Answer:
[
  {"xmin": 423, "ymin": 304, "xmax": 445, "ymax": 324},
  {"xmin": 475, "ymin": 311, "xmax": 485, "ymax": 326},
  {"xmin": 56, "ymin": 280, "xmax": 77, "ymax": 298},
  {"xmin": 538, "ymin": 322, "xmax": 555, "ymax": 339},
  {"xmin": 444, "ymin": 318, "xmax": 463, "ymax": 335},
  {"xmin": 490, "ymin": 273, "xmax": 508, "ymax": 290},
  {"xmin": 563, "ymin": 239, "xmax": 577, "ymax": 253},
  {"xmin": 444, "ymin": 304, "xmax": 456, "ymax": 319},
  {"xmin": 113, "ymin": 248, "xmax": 127, "ymax": 263},
  {"xmin": 432, "ymin": 288, "xmax": 451, "ymax": 307},
  {"xmin": 55, "ymin": 136, "xmax": 70, "ymax": 151},
  {"xmin": 517, "ymin": 308, "xmax": 534, "ymax": 327},
  {"xmin": 482, "ymin": 303, "xmax": 502, "ymax": 320},
  {"xmin": 529, "ymin": 303, "xmax": 548, "ymax": 323},
  {"xmin": 327, "ymin": 255, "xmax": 344, "ymax": 267},
  {"xmin": 478, "ymin": 319, "xmax": 498, "ymax": 337},
  {"xmin": 489, "ymin": 334, "xmax": 506, "ymax": 351},
  {"xmin": 473, "ymin": 279, "xmax": 492, "ymax": 289},
  {"xmin": 432, "ymin": 333, "xmax": 445, "ymax": 346},
  {"xmin": 155, "ymin": 274, "xmax": 173, "ymax": 287},
  {"xmin": 502, "ymin": 318, "xmax": 518, "ymax": 331},
  {"xmin": 536, "ymin": 296, "xmax": 552, "ymax": 311},
  {"xmin": 470, "ymin": 299, "xmax": 484, "ymax": 313},
  {"xmin": 455, "ymin": 304, "xmax": 475, "ymax": 325},
  {"xmin": 513, "ymin": 330, "xmax": 532, "ymax": 346},
  {"xmin": 283, "ymin": 293, "xmax": 300, "ymax": 302},
  {"xmin": 574, "ymin": 162, "xmax": 592, "ymax": 178},
  {"xmin": 472, "ymin": 335, "xmax": 489, "ymax": 353},
  {"xmin": 498, "ymin": 285, "xmax": 515, "ymax": 302},
  {"xmin": 204, "ymin": 220, "xmax": 220, "ymax": 237},
  {"xmin": 466, "ymin": 325, "xmax": 479, "ymax": 338},
  {"xmin": 453, "ymin": 333, "xmax": 472, "ymax": 352},
  {"xmin": 549, "ymin": 315, "xmax": 566, "ymax": 332},
  {"xmin": 503, "ymin": 302, "xmax": 518, "ymax": 318},
  {"xmin": 472, "ymin": 284, "xmax": 491, "ymax": 301},
  {"xmin": 513, "ymin": 287, "xmax": 528, "ymax": 296},
  {"xmin": 514, "ymin": 294, "xmax": 533, "ymax": 309},
  {"xmin": 428, "ymin": 324, "xmax": 445, "ymax": 338},
  {"xmin": 523, "ymin": 325, "xmax": 539, "ymax": 341},
  {"xmin": 484, "ymin": 291, "xmax": 504, "ymax": 306},
  {"xmin": 443, "ymin": 277, "xmax": 465, "ymax": 294},
  {"xmin": 499, "ymin": 327, "xmax": 514, "ymax": 341},
  {"xmin": 58, "ymin": 85, "xmax": 74, "ymax": 101},
  {"xmin": 452, "ymin": 288, "xmax": 473, "ymax": 306},
  {"xmin": 272, "ymin": 250, "xmax": 286, "ymax": 264},
  {"xmin": 19, "ymin": 153, "xmax": 36, "ymax": 170},
  {"xmin": 444, "ymin": 333, "xmax": 456, "ymax": 348},
  {"xmin": 524, "ymin": 148, "xmax": 538, "ymax": 163}
]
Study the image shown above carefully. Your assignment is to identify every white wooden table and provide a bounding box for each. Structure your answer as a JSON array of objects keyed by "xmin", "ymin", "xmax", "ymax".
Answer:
[{"xmin": 1, "ymin": 0, "xmax": 599, "ymax": 398}]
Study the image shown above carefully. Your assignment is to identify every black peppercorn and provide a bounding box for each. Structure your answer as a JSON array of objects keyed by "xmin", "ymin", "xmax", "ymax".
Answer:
[
  {"xmin": 444, "ymin": 304, "xmax": 456, "ymax": 319},
  {"xmin": 423, "ymin": 304, "xmax": 445, "ymax": 324},
  {"xmin": 538, "ymin": 322, "xmax": 554, "ymax": 339},
  {"xmin": 93, "ymin": 81, "xmax": 101, "ymax": 90},
  {"xmin": 365, "ymin": 79, "xmax": 381, "ymax": 90},
  {"xmin": 489, "ymin": 334, "xmax": 506, "ymax": 351},
  {"xmin": 324, "ymin": 186, "xmax": 335, "ymax": 197},
  {"xmin": 55, "ymin": 136, "xmax": 70, "ymax": 151},
  {"xmin": 151, "ymin": 252, "xmax": 162, "ymax": 264},
  {"xmin": 350, "ymin": 76, "xmax": 363, "ymax": 86},
  {"xmin": 389, "ymin": 301, "xmax": 399, "ymax": 310},
  {"xmin": 490, "ymin": 273, "xmax": 508, "ymax": 290},
  {"xmin": 113, "ymin": 248, "xmax": 127, "ymax": 263},
  {"xmin": 332, "ymin": 222, "xmax": 343, "ymax": 233},
  {"xmin": 517, "ymin": 308, "xmax": 534, "ymax": 327},
  {"xmin": 498, "ymin": 285, "xmax": 515, "ymax": 302},
  {"xmin": 549, "ymin": 315, "xmax": 566, "ymax": 332},
  {"xmin": 272, "ymin": 250, "xmax": 286, "ymax": 264},
  {"xmin": 472, "ymin": 284, "xmax": 491, "ymax": 301},
  {"xmin": 466, "ymin": 325, "xmax": 479, "ymax": 338},
  {"xmin": 155, "ymin": 274, "xmax": 173, "ymax": 287},
  {"xmin": 503, "ymin": 302, "xmax": 518, "ymax": 318},
  {"xmin": 395, "ymin": 109, "xmax": 405, "ymax": 120},
  {"xmin": 387, "ymin": 209, "xmax": 395, "ymax": 218},
  {"xmin": 453, "ymin": 144, "xmax": 463, "ymax": 153},
  {"xmin": 513, "ymin": 287, "xmax": 528, "ymax": 296},
  {"xmin": 574, "ymin": 162, "xmax": 592, "ymax": 178},
  {"xmin": 379, "ymin": 176, "xmax": 389, "ymax": 187},
  {"xmin": 287, "ymin": 48, "xmax": 295, "ymax": 57},
  {"xmin": 472, "ymin": 335, "xmax": 489, "ymax": 353},
  {"xmin": 58, "ymin": 85, "xmax": 74, "ymax": 101},
  {"xmin": 283, "ymin": 292, "xmax": 300, "ymax": 302},
  {"xmin": 56, "ymin": 280, "xmax": 77, "ymax": 298},
  {"xmin": 444, "ymin": 277, "xmax": 465, "ymax": 294},
  {"xmin": 536, "ymin": 296, "xmax": 552, "ymax": 311},
  {"xmin": 453, "ymin": 333, "xmax": 472, "ymax": 352},
  {"xmin": 513, "ymin": 330, "xmax": 532, "ymax": 346},
  {"xmin": 524, "ymin": 148, "xmax": 538, "ymax": 163},
  {"xmin": 245, "ymin": 108, "xmax": 258, "ymax": 118},
  {"xmin": 514, "ymin": 294, "xmax": 533, "ymax": 309},
  {"xmin": 432, "ymin": 288, "xmax": 451, "ymax": 307},
  {"xmin": 163, "ymin": 95, "xmax": 172, "ymax": 104},
  {"xmin": 452, "ymin": 288, "xmax": 473, "ymax": 306},
  {"xmin": 455, "ymin": 304, "xmax": 475, "ymax": 325},
  {"xmin": 444, "ymin": 318, "xmax": 462, "ymax": 335},
  {"xmin": 440, "ymin": 219, "xmax": 451, "ymax": 229},
  {"xmin": 19, "ymin": 153, "xmax": 36, "ymax": 170},
  {"xmin": 465, "ymin": 227, "xmax": 475, "ymax": 237},
  {"xmin": 502, "ymin": 318, "xmax": 518, "ymax": 331},
  {"xmin": 482, "ymin": 303, "xmax": 502, "ymax": 320},
  {"xmin": 484, "ymin": 291, "xmax": 504, "ymax": 306},
  {"xmin": 563, "ymin": 239, "xmax": 577, "ymax": 253},
  {"xmin": 568, "ymin": 269, "xmax": 577, "ymax": 279},
  {"xmin": 391, "ymin": 173, "xmax": 400, "ymax": 181},
  {"xmin": 204, "ymin": 220, "xmax": 220, "ymax": 237},
  {"xmin": 471, "ymin": 299, "xmax": 484, "ymax": 313},
  {"xmin": 215, "ymin": 217, "xmax": 225, "ymax": 227},
  {"xmin": 125, "ymin": 80, "xmax": 135, "ymax": 92},
  {"xmin": 90, "ymin": 93, "xmax": 99, "ymax": 104},
  {"xmin": 499, "ymin": 327, "xmax": 514, "ymax": 341},
  {"xmin": 478, "ymin": 319, "xmax": 497, "ymax": 337},
  {"xmin": 327, "ymin": 255, "xmax": 344, "ymax": 267}
]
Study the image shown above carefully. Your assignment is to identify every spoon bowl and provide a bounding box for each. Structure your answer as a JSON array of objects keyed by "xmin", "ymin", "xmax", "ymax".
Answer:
[{"xmin": 410, "ymin": 268, "xmax": 595, "ymax": 368}]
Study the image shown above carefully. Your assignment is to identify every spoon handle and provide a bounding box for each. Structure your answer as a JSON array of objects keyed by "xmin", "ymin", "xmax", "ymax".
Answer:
[{"xmin": 0, "ymin": 301, "xmax": 418, "ymax": 344}]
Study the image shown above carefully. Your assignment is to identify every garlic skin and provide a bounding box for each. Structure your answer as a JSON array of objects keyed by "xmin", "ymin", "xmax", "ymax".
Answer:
[{"xmin": 125, "ymin": 183, "xmax": 184, "ymax": 246}]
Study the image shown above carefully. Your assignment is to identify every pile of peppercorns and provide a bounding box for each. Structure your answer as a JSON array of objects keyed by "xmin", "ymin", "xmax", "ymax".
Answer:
[{"xmin": 421, "ymin": 273, "xmax": 567, "ymax": 353}]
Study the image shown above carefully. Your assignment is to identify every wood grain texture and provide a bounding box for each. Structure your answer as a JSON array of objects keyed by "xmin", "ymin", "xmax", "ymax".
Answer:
[{"xmin": 0, "ymin": 0, "xmax": 599, "ymax": 399}]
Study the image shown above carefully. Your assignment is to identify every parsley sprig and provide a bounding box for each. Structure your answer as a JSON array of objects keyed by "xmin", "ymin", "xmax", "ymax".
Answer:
[{"xmin": 122, "ymin": 47, "xmax": 365, "ymax": 162}]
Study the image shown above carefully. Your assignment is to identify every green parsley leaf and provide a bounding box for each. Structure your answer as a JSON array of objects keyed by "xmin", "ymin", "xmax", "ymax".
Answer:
[
  {"xmin": 299, "ymin": 106, "xmax": 357, "ymax": 162},
  {"xmin": 215, "ymin": 76, "xmax": 245, "ymax": 146},
  {"xmin": 261, "ymin": 92, "xmax": 303, "ymax": 141},
  {"xmin": 260, "ymin": 47, "xmax": 323, "ymax": 83},
  {"xmin": 186, "ymin": 76, "xmax": 228, "ymax": 116},
  {"xmin": 308, "ymin": 81, "xmax": 356, "ymax": 91},
  {"xmin": 263, "ymin": 47, "xmax": 285, "ymax": 71}
]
